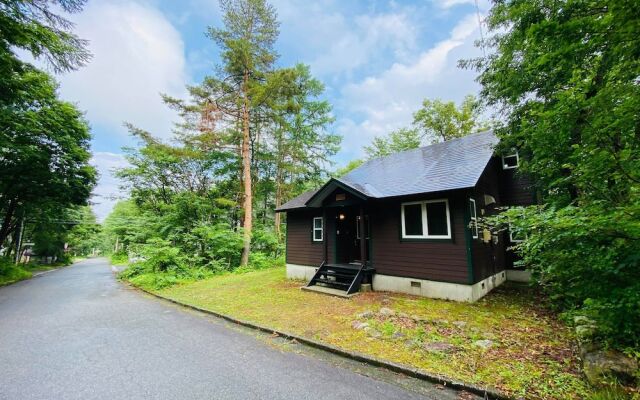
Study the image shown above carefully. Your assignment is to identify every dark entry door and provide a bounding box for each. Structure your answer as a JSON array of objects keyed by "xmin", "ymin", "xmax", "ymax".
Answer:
[
  {"xmin": 335, "ymin": 209, "xmax": 369, "ymax": 264},
  {"xmin": 335, "ymin": 210, "xmax": 356, "ymax": 264}
]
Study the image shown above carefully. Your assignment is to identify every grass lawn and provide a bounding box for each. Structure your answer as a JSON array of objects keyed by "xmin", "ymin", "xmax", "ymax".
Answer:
[{"xmin": 147, "ymin": 267, "xmax": 589, "ymax": 399}]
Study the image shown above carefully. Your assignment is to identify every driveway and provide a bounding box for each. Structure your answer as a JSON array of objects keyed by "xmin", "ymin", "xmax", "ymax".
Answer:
[{"xmin": 0, "ymin": 258, "xmax": 475, "ymax": 400}]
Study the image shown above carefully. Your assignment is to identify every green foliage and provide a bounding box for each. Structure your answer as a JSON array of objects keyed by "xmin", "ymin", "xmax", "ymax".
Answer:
[
  {"xmin": 110, "ymin": 252, "xmax": 129, "ymax": 266},
  {"xmin": 0, "ymin": 258, "xmax": 31, "ymax": 286},
  {"xmin": 0, "ymin": 1, "xmax": 95, "ymax": 253},
  {"xmin": 488, "ymin": 204, "xmax": 640, "ymax": 348},
  {"xmin": 364, "ymin": 127, "xmax": 421, "ymax": 159},
  {"xmin": 362, "ymin": 95, "xmax": 489, "ymax": 160},
  {"xmin": 413, "ymin": 95, "xmax": 488, "ymax": 143},
  {"xmin": 334, "ymin": 159, "xmax": 364, "ymax": 177},
  {"xmin": 464, "ymin": 0, "xmax": 640, "ymax": 350}
]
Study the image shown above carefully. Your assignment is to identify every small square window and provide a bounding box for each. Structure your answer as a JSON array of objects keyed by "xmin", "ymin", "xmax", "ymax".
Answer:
[
  {"xmin": 312, "ymin": 217, "xmax": 323, "ymax": 242},
  {"xmin": 509, "ymin": 224, "xmax": 525, "ymax": 243},
  {"xmin": 502, "ymin": 150, "xmax": 519, "ymax": 169}
]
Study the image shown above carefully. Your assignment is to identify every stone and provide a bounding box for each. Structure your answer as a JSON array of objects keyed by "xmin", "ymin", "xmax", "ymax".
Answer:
[
  {"xmin": 398, "ymin": 312, "xmax": 409, "ymax": 319},
  {"xmin": 357, "ymin": 310, "xmax": 374, "ymax": 319},
  {"xmin": 582, "ymin": 349, "xmax": 639, "ymax": 386},
  {"xmin": 378, "ymin": 307, "xmax": 395, "ymax": 317},
  {"xmin": 423, "ymin": 341, "xmax": 458, "ymax": 354},
  {"xmin": 575, "ymin": 324, "xmax": 597, "ymax": 341},
  {"xmin": 433, "ymin": 319, "xmax": 450, "ymax": 326},
  {"xmin": 453, "ymin": 321, "xmax": 467, "ymax": 329},
  {"xmin": 473, "ymin": 339, "xmax": 495, "ymax": 349},
  {"xmin": 351, "ymin": 321, "xmax": 369, "ymax": 330},
  {"xmin": 364, "ymin": 327, "xmax": 382, "ymax": 338},
  {"xmin": 391, "ymin": 331, "xmax": 406, "ymax": 340}
]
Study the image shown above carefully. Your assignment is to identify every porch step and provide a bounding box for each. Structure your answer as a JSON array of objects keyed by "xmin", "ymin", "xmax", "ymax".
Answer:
[
  {"xmin": 305, "ymin": 262, "xmax": 375, "ymax": 295},
  {"xmin": 301, "ymin": 285, "xmax": 357, "ymax": 298}
]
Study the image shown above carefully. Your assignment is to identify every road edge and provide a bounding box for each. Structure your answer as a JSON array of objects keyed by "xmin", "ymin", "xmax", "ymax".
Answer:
[{"xmin": 114, "ymin": 268, "xmax": 512, "ymax": 400}]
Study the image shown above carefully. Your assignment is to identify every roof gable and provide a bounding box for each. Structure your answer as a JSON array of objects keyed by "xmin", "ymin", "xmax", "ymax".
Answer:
[{"xmin": 276, "ymin": 130, "xmax": 499, "ymax": 212}]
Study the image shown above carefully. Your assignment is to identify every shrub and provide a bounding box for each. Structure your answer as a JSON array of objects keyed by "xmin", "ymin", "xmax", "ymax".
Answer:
[
  {"xmin": 487, "ymin": 203, "xmax": 640, "ymax": 349},
  {"xmin": 0, "ymin": 258, "xmax": 32, "ymax": 285}
]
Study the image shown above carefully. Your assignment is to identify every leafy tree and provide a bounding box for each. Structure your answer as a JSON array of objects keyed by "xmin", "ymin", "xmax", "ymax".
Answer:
[
  {"xmin": 364, "ymin": 127, "xmax": 421, "ymax": 159},
  {"xmin": 0, "ymin": 0, "xmax": 95, "ymax": 255},
  {"xmin": 205, "ymin": 0, "xmax": 280, "ymax": 266},
  {"xmin": 413, "ymin": 95, "xmax": 488, "ymax": 143},
  {"xmin": 66, "ymin": 207, "xmax": 101, "ymax": 256},
  {"xmin": 463, "ymin": 0, "xmax": 640, "ymax": 347},
  {"xmin": 0, "ymin": 70, "xmax": 96, "ymax": 248},
  {"xmin": 333, "ymin": 159, "xmax": 364, "ymax": 178}
]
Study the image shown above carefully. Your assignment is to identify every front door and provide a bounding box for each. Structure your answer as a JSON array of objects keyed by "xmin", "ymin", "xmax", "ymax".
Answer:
[{"xmin": 335, "ymin": 209, "xmax": 369, "ymax": 264}]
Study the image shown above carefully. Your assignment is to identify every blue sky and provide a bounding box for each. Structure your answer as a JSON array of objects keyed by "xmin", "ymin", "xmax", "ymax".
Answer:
[{"xmin": 47, "ymin": 0, "xmax": 489, "ymax": 220}]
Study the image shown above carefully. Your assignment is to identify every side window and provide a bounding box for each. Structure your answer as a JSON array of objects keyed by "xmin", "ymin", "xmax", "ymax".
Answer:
[
  {"xmin": 502, "ymin": 150, "xmax": 519, "ymax": 169},
  {"xmin": 469, "ymin": 198, "xmax": 478, "ymax": 239},
  {"xmin": 509, "ymin": 224, "xmax": 525, "ymax": 243},
  {"xmin": 312, "ymin": 217, "xmax": 323, "ymax": 242},
  {"xmin": 356, "ymin": 215, "xmax": 370, "ymax": 239}
]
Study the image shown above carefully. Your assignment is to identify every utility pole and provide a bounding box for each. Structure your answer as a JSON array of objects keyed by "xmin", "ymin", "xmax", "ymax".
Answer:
[{"xmin": 14, "ymin": 215, "xmax": 24, "ymax": 265}]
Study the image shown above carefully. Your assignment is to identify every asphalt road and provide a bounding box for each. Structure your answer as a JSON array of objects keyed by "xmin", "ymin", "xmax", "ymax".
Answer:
[{"xmin": 0, "ymin": 258, "xmax": 473, "ymax": 400}]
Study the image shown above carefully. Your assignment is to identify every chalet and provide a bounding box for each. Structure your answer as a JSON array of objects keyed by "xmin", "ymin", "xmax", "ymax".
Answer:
[{"xmin": 276, "ymin": 130, "xmax": 534, "ymax": 302}]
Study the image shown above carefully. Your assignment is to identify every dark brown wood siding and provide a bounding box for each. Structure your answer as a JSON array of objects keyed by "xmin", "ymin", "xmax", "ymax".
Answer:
[
  {"xmin": 471, "ymin": 158, "xmax": 507, "ymax": 283},
  {"xmin": 369, "ymin": 193, "xmax": 470, "ymax": 284},
  {"xmin": 285, "ymin": 209, "xmax": 324, "ymax": 266}
]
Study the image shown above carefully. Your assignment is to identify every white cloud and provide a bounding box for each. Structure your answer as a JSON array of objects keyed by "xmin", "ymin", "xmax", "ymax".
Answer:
[
  {"xmin": 58, "ymin": 1, "xmax": 189, "ymax": 139},
  {"xmin": 273, "ymin": 1, "xmax": 418, "ymax": 78},
  {"xmin": 336, "ymin": 13, "xmax": 483, "ymax": 161},
  {"xmin": 438, "ymin": 0, "xmax": 476, "ymax": 9},
  {"xmin": 90, "ymin": 152, "xmax": 129, "ymax": 222}
]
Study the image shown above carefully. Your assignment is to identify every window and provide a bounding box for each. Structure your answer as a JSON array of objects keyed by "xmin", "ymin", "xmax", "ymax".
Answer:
[
  {"xmin": 312, "ymin": 217, "xmax": 323, "ymax": 242},
  {"xmin": 356, "ymin": 215, "xmax": 370, "ymax": 239},
  {"xmin": 469, "ymin": 198, "xmax": 478, "ymax": 239},
  {"xmin": 401, "ymin": 199, "xmax": 451, "ymax": 239},
  {"xmin": 509, "ymin": 224, "xmax": 525, "ymax": 243},
  {"xmin": 502, "ymin": 150, "xmax": 519, "ymax": 169}
]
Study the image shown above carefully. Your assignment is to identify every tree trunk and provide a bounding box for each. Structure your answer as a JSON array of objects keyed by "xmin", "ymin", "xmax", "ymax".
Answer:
[
  {"xmin": 274, "ymin": 131, "xmax": 284, "ymax": 240},
  {"xmin": 0, "ymin": 200, "xmax": 17, "ymax": 249},
  {"xmin": 239, "ymin": 71, "xmax": 253, "ymax": 267}
]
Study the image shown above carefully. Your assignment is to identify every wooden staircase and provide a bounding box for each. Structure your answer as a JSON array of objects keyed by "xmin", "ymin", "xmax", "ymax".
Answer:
[{"xmin": 303, "ymin": 261, "xmax": 374, "ymax": 297}]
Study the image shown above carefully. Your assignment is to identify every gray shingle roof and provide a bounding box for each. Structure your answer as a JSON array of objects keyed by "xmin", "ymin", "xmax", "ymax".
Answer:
[{"xmin": 277, "ymin": 130, "xmax": 498, "ymax": 211}]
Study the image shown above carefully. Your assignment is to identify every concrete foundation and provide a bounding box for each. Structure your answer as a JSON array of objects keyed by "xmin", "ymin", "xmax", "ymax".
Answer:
[
  {"xmin": 286, "ymin": 263, "xmax": 507, "ymax": 302},
  {"xmin": 506, "ymin": 269, "xmax": 532, "ymax": 283}
]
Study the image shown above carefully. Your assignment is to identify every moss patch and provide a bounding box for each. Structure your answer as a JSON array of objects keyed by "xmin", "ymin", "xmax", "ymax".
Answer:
[{"xmin": 148, "ymin": 267, "xmax": 590, "ymax": 399}]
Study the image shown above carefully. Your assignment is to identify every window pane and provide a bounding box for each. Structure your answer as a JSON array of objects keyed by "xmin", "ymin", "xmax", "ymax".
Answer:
[
  {"xmin": 314, "ymin": 229, "xmax": 322, "ymax": 241},
  {"xmin": 314, "ymin": 218, "xmax": 322, "ymax": 229},
  {"xmin": 503, "ymin": 154, "xmax": 518, "ymax": 168},
  {"xmin": 403, "ymin": 204, "xmax": 423, "ymax": 236},
  {"xmin": 469, "ymin": 200, "xmax": 476, "ymax": 219},
  {"xmin": 426, "ymin": 202, "xmax": 448, "ymax": 236}
]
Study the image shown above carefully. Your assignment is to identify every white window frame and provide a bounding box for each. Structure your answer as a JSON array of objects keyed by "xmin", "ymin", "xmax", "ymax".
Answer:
[
  {"xmin": 469, "ymin": 198, "xmax": 479, "ymax": 239},
  {"xmin": 502, "ymin": 150, "xmax": 519, "ymax": 169},
  {"xmin": 401, "ymin": 199, "xmax": 451, "ymax": 239},
  {"xmin": 312, "ymin": 217, "xmax": 323, "ymax": 242},
  {"xmin": 509, "ymin": 223, "xmax": 525, "ymax": 243}
]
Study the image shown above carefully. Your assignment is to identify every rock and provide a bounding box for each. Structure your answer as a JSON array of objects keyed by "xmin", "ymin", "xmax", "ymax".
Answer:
[
  {"xmin": 575, "ymin": 324, "xmax": 597, "ymax": 341},
  {"xmin": 378, "ymin": 307, "xmax": 395, "ymax": 317},
  {"xmin": 351, "ymin": 321, "xmax": 369, "ymax": 330},
  {"xmin": 411, "ymin": 315, "xmax": 427, "ymax": 323},
  {"xmin": 357, "ymin": 310, "xmax": 374, "ymax": 319},
  {"xmin": 398, "ymin": 312, "xmax": 409, "ymax": 319},
  {"xmin": 391, "ymin": 331, "xmax": 405, "ymax": 340},
  {"xmin": 423, "ymin": 341, "xmax": 458, "ymax": 354},
  {"xmin": 582, "ymin": 349, "xmax": 639, "ymax": 386},
  {"xmin": 404, "ymin": 339, "xmax": 417, "ymax": 348},
  {"xmin": 573, "ymin": 315, "xmax": 596, "ymax": 326},
  {"xmin": 453, "ymin": 321, "xmax": 467, "ymax": 329},
  {"xmin": 473, "ymin": 339, "xmax": 495, "ymax": 349},
  {"xmin": 433, "ymin": 319, "xmax": 450, "ymax": 326},
  {"xmin": 364, "ymin": 327, "xmax": 382, "ymax": 338}
]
